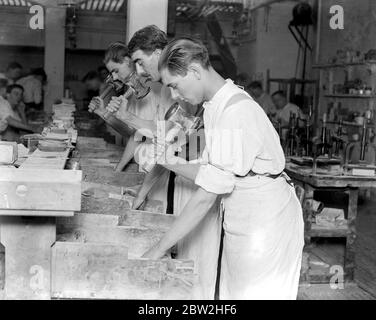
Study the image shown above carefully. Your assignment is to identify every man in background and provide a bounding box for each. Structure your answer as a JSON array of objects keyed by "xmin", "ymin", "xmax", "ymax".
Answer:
[
  {"xmin": 0, "ymin": 84, "xmax": 34, "ymax": 141},
  {"xmin": 0, "ymin": 62, "xmax": 23, "ymax": 85},
  {"xmin": 82, "ymin": 71, "xmax": 103, "ymax": 101},
  {"xmin": 0, "ymin": 79, "xmax": 9, "ymax": 138},
  {"xmin": 17, "ymin": 68, "xmax": 47, "ymax": 110},
  {"xmin": 271, "ymin": 90, "xmax": 305, "ymax": 127},
  {"xmin": 248, "ymin": 81, "xmax": 276, "ymax": 117}
]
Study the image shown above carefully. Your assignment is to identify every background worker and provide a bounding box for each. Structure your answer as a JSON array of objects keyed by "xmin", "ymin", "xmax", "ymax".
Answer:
[
  {"xmin": 271, "ymin": 90, "xmax": 305, "ymax": 127},
  {"xmin": 143, "ymin": 38, "xmax": 304, "ymax": 300},
  {"xmin": 0, "ymin": 84, "xmax": 35, "ymax": 141},
  {"xmin": 0, "ymin": 62, "xmax": 23, "ymax": 85},
  {"xmin": 17, "ymin": 67, "xmax": 47, "ymax": 110}
]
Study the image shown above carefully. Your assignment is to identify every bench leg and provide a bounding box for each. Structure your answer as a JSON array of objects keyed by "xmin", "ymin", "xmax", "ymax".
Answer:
[
  {"xmin": 0, "ymin": 216, "xmax": 56, "ymax": 300},
  {"xmin": 345, "ymin": 188, "xmax": 358, "ymax": 282}
]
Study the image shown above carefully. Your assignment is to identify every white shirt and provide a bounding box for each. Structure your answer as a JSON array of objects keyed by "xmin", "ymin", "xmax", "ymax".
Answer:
[
  {"xmin": 17, "ymin": 75, "xmax": 43, "ymax": 104},
  {"xmin": 195, "ymin": 80, "xmax": 285, "ymax": 195},
  {"xmin": 0, "ymin": 96, "xmax": 21, "ymax": 121},
  {"xmin": 275, "ymin": 102, "xmax": 304, "ymax": 126}
]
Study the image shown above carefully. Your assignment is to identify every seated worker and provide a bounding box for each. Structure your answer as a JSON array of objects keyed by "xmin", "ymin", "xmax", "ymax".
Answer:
[
  {"xmin": 247, "ymin": 81, "xmax": 276, "ymax": 117},
  {"xmin": 271, "ymin": 90, "xmax": 305, "ymax": 127},
  {"xmin": 17, "ymin": 68, "xmax": 47, "ymax": 110},
  {"xmin": 0, "ymin": 62, "xmax": 23, "ymax": 85},
  {"xmin": 0, "ymin": 84, "xmax": 34, "ymax": 142}
]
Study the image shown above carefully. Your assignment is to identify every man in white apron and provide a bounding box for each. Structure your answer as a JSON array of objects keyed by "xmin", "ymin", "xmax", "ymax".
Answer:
[{"xmin": 143, "ymin": 38, "xmax": 305, "ymax": 300}]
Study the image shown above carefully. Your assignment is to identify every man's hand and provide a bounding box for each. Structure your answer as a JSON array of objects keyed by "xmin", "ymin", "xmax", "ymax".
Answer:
[
  {"xmin": 106, "ymin": 95, "xmax": 127, "ymax": 114},
  {"xmin": 88, "ymin": 97, "xmax": 104, "ymax": 113}
]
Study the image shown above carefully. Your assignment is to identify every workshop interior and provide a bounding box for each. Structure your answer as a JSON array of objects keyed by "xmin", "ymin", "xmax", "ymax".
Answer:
[{"xmin": 0, "ymin": 0, "xmax": 376, "ymax": 301}]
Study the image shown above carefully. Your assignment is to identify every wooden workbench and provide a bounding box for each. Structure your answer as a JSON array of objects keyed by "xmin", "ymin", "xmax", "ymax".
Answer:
[
  {"xmin": 286, "ymin": 163, "xmax": 376, "ymax": 283},
  {"xmin": 0, "ymin": 128, "xmax": 81, "ymax": 299}
]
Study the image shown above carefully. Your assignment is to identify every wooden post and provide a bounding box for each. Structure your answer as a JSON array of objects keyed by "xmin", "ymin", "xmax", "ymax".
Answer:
[
  {"xmin": 126, "ymin": 0, "xmax": 168, "ymax": 43},
  {"xmin": 44, "ymin": 6, "xmax": 66, "ymax": 113},
  {"xmin": 0, "ymin": 216, "xmax": 56, "ymax": 300}
]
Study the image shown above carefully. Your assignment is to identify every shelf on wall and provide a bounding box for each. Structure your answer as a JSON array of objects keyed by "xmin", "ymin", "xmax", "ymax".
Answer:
[
  {"xmin": 313, "ymin": 61, "xmax": 376, "ymax": 69},
  {"xmin": 324, "ymin": 94, "xmax": 376, "ymax": 99}
]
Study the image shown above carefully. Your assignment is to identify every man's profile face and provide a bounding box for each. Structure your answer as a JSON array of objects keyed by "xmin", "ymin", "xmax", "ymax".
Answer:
[
  {"xmin": 160, "ymin": 65, "xmax": 204, "ymax": 106},
  {"xmin": 7, "ymin": 88, "xmax": 23, "ymax": 107},
  {"xmin": 106, "ymin": 58, "xmax": 134, "ymax": 84},
  {"xmin": 131, "ymin": 49, "xmax": 160, "ymax": 82}
]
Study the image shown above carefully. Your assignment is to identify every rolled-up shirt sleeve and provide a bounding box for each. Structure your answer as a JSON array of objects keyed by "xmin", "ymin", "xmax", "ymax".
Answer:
[
  {"xmin": 194, "ymin": 100, "xmax": 265, "ymax": 195},
  {"xmin": 195, "ymin": 163, "xmax": 235, "ymax": 194}
]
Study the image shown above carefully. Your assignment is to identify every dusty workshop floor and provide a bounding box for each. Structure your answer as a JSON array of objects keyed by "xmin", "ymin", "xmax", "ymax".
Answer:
[{"xmin": 297, "ymin": 191, "xmax": 376, "ymax": 300}]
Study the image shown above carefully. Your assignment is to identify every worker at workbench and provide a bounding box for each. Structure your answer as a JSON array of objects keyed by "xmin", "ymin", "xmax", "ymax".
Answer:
[
  {"xmin": 126, "ymin": 25, "xmax": 198, "ymax": 216},
  {"xmin": 107, "ymin": 26, "xmax": 221, "ymax": 299},
  {"xmin": 142, "ymin": 38, "xmax": 304, "ymax": 300},
  {"xmin": 0, "ymin": 84, "xmax": 34, "ymax": 142},
  {"xmin": 89, "ymin": 42, "xmax": 174, "ymax": 211}
]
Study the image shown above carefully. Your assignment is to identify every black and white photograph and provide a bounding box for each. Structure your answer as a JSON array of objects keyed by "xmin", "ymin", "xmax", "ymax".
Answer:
[{"xmin": 0, "ymin": 0, "xmax": 375, "ymax": 306}]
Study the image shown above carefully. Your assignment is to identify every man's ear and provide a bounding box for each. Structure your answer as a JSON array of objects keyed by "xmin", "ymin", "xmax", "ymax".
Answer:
[
  {"xmin": 188, "ymin": 63, "xmax": 202, "ymax": 80},
  {"xmin": 154, "ymin": 49, "xmax": 162, "ymax": 57}
]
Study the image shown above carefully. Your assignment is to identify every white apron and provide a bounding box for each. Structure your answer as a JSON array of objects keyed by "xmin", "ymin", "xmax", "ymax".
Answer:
[
  {"xmin": 196, "ymin": 80, "xmax": 304, "ymax": 300},
  {"xmin": 174, "ymin": 175, "xmax": 222, "ymax": 300},
  {"xmin": 219, "ymin": 171, "xmax": 304, "ymax": 300}
]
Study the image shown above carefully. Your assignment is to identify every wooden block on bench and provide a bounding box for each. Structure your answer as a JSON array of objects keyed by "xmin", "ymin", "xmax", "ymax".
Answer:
[
  {"xmin": 51, "ymin": 242, "xmax": 196, "ymax": 300},
  {"xmin": 81, "ymin": 182, "xmax": 164, "ymax": 214},
  {"xmin": 56, "ymin": 222, "xmax": 167, "ymax": 258},
  {"xmin": 0, "ymin": 168, "xmax": 81, "ymax": 213},
  {"xmin": 119, "ymin": 209, "xmax": 175, "ymax": 231}
]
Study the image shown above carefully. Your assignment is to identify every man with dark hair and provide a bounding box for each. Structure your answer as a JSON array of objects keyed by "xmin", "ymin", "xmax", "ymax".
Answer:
[
  {"xmin": 128, "ymin": 25, "xmax": 169, "ymax": 83},
  {"xmin": 0, "ymin": 62, "xmax": 23, "ymax": 85},
  {"xmin": 17, "ymin": 67, "xmax": 47, "ymax": 110},
  {"xmin": 0, "ymin": 84, "xmax": 34, "ymax": 141},
  {"xmin": 248, "ymin": 80, "xmax": 276, "ymax": 116}
]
